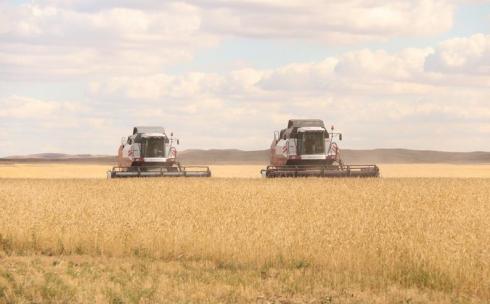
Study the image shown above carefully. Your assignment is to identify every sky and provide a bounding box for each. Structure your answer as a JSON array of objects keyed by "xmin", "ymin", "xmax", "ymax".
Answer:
[{"xmin": 0, "ymin": 0, "xmax": 489, "ymax": 156}]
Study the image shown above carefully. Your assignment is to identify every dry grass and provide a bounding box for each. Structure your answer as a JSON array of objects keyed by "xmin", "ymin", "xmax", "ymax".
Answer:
[
  {"xmin": 1, "ymin": 163, "xmax": 490, "ymax": 178},
  {"xmin": 1, "ymin": 256, "xmax": 483, "ymax": 304},
  {"xmin": 0, "ymin": 177, "xmax": 488, "ymax": 303}
]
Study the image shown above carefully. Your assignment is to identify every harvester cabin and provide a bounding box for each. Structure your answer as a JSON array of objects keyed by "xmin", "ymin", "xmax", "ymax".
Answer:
[{"xmin": 131, "ymin": 126, "xmax": 169, "ymax": 158}]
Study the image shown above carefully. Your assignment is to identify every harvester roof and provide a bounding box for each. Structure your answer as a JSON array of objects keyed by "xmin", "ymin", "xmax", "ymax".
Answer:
[
  {"xmin": 133, "ymin": 126, "xmax": 166, "ymax": 135},
  {"xmin": 287, "ymin": 119, "xmax": 325, "ymax": 129}
]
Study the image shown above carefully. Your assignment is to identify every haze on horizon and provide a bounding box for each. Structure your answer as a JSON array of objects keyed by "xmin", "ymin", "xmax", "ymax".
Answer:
[{"xmin": 0, "ymin": 0, "xmax": 489, "ymax": 157}]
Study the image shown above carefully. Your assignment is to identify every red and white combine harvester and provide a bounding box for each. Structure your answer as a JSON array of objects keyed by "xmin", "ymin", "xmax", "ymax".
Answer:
[
  {"xmin": 261, "ymin": 119, "xmax": 379, "ymax": 178},
  {"xmin": 108, "ymin": 127, "xmax": 211, "ymax": 178}
]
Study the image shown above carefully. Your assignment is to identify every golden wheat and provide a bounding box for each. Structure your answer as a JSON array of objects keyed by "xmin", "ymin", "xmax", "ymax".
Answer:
[
  {"xmin": 0, "ymin": 164, "xmax": 107, "ymax": 179},
  {"xmin": 0, "ymin": 177, "xmax": 488, "ymax": 303},
  {"xmin": 1, "ymin": 163, "xmax": 490, "ymax": 178}
]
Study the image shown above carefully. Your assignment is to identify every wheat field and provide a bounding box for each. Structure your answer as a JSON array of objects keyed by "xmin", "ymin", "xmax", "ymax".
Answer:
[{"xmin": 0, "ymin": 172, "xmax": 489, "ymax": 303}]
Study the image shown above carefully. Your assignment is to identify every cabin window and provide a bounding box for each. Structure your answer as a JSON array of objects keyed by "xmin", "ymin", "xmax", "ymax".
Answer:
[
  {"xmin": 142, "ymin": 137, "xmax": 165, "ymax": 157},
  {"xmin": 298, "ymin": 132, "xmax": 325, "ymax": 155}
]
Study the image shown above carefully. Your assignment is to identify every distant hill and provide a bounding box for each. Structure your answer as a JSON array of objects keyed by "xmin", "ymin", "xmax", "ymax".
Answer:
[
  {"xmin": 5, "ymin": 153, "xmax": 107, "ymax": 160},
  {"xmin": 2, "ymin": 149, "xmax": 490, "ymax": 165}
]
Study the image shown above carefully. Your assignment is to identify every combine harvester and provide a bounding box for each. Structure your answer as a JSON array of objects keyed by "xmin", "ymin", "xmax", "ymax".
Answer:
[
  {"xmin": 108, "ymin": 127, "xmax": 211, "ymax": 178},
  {"xmin": 261, "ymin": 119, "xmax": 379, "ymax": 178}
]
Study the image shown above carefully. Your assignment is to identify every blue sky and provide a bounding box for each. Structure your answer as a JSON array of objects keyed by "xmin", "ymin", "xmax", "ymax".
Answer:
[{"xmin": 0, "ymin": 0, "xmax": 489, "ymax": 156}]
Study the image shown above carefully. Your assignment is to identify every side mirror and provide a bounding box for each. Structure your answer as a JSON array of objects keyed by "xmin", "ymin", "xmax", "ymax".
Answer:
[
  {"xmin": 325, "ymin": 132, "xmax": 330, "ymax": 139},
  {"xmin": 339, "ymin": 134, "xmax": 343, "ymax": 141},
  {"xmin": 177, "ymin": 139, "xmax": 180, "ymax": 145},
  {"xmin": 121, "ymin": 137, "xmax": 127, "ymax": 145}
]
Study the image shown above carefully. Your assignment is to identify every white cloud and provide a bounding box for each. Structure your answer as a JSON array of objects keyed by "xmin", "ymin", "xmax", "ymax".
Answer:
[
  {"xmin": 85, "ymin": 33, "xmax": 490, "ymax": 151},
  {"xmin": 0, "ymin": 0, "xmax": 463, "ymax": 80},
  {"xmin": 0, "ymin": 2, "xmax": 218, "ymax": 80},
  {"xmin": 89, "ymin": 68, "xmax": 269, "ymax": 100},
  {"xmin": 425, "ymin": 33, "xmax": 490, "ymax": 74},
  {"xmin": 93, "ymin": 35, "xmax": 488, "ymax": 99},
  {"xmin": 0, "ymin": 94, "xmax": 125, "ymax": 155},
  {"xmin": 0, "ymin": 95, "xmax": 85, "ymax": 119},
  {"xmin": 193, "ymin": 0, "xmax": 455, "ymax": 43}
]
